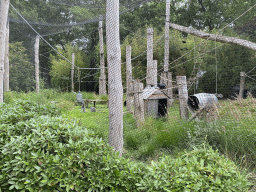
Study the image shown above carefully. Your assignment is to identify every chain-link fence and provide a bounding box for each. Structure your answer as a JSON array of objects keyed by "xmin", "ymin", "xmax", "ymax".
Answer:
[{"xmin": 1, "ymin": 0, "xmax": 256, "ymax": 191}]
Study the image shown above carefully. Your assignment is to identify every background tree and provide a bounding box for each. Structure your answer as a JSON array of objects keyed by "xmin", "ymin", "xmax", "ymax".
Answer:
[{"xmin": 9, "ymin": 42, "xmax": 34, "ymax": 92}]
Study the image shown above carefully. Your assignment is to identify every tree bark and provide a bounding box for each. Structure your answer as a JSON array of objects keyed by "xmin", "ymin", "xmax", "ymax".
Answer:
[
  {"xmin": 4, "ymin": 19, "xmax": 9, "ymax": 92},
  {"xmin": 169, "ymin": 22, "xmax": 256, "ymax": 51},
  {"xmin": 35, "ymin": 35, "xmax": 40, "ymax": 94},
  {"xmin": 106, "ymin": 0, "xmax": 123, "ymax": 156},
  {"xmin": 0, "ymin": 0, "xmax": 10, "ymax": 102}
]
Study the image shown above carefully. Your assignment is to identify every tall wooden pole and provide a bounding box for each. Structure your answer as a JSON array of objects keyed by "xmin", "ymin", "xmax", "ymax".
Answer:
[
  {"xmin": 71, "ymin": 53, "xmax": 75, "ymax": 92},
  {"xmin": 35, "ymin": 35, "xmax": 40, "ymax": 94},
  {"xmin": 146, "ymin": 28, "xmax": 153, "ymax": 87},
  {"xmin": 0, "ymin": 0, "xmax": 10, "ymax": 102},
  {"xmin": 164, "ymin": 0, "xmax": 170, "ymax": 72},
  {"xmin": 152, "ymin": 60, "xmax": 157, "ymax": 87},
  {"xmin": 177, "ymin": 76, "xmax": 189, "ymax": 120},
  {"xmin": 239, "ymin": 72, "xmax": 246, "ymax": 99},
  {"xmin": 134, "ymin": 79, "xmax": 144, "ymax": 127},
  {"xmin": 4, "ymin": 19, "xmax": 9, "ymax": 92},
  {"xmin": 126, "ymin": 45, "xmax": 133, "ymax": 113},
  {"xmin": 99, "ymin": 15, "xmax": 107, "ymax": 95},
  {"xmin": 106, "ymin": 0, "xmax": 123, "ymax": 156}
]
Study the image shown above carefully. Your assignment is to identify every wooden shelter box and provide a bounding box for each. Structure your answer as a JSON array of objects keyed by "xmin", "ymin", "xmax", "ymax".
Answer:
[{"xmin": 143, "ymin": 87, "xmax": 169, "ymax": 118}]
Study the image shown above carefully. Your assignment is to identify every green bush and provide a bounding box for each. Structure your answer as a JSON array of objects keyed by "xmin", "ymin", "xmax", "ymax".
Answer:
[
  {"xmin": 0, "ymin": 100, "xmax": 252, "ymax": 191},
  {"xmin": 137, "ymin": 143, "xmax": 251, "ymax": 191},
  {"xmin": 0, "ymin": 101, "xmax": 144, "ymax": 192}
]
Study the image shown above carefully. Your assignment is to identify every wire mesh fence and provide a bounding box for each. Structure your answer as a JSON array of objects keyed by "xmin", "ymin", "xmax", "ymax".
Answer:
[{"xmin": 1, "ymin": 0, "xmax": 256, "ymax": 191}]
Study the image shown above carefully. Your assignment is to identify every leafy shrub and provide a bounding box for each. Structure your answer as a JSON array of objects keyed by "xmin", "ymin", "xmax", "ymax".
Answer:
[
  {"xmin": 0, "ymin": 115, "xmax": 146, "ymax": 192},
  {"xmin": 0, "ymin": 100, "xmax": 60, "ymax": 125},
  {"xmin": 137, "ymin": 143, "xmax": 251, "ymax": 191}
]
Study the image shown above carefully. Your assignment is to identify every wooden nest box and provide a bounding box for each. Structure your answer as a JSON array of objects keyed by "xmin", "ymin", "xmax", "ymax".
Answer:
[{"xmin": 143, "ymin": 87, "xmax": 169, "ymax": 118}]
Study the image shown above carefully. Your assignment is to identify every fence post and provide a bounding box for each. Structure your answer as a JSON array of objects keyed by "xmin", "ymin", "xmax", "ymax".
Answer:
[
  {"xmin": 4, "ymin": 19, "xmax": 9, "ymax": 92},
  {"xmin": 71, "ymin": 53, "xmax": 75, "ymax": 92},
  {"xmin": 152, "ymin": 60, "xmax": 157, "ymax": 87},
  {"xmin": 35, "ymin": 35, "xmax": 40, "ymax": 94},
  {"xmin": 99, "ymin": 15, "xmax": 107, "ymax": 95},
  {"xmin": 134, "ymin": 79, "xmax": 144, "ymax": 126},
  {"xmin": 177, "ymin": 76, "xmax": 189, "ymax": 120},
  {"xmin": 0, "ymin": 0, "xmax": 9, "ymax": 102},
  {"xmin": 126, "ymin": 45, "xmax": 133, "ymax": 113},
  {"xmin": 146, "ymin": 28, "xmax": 153, "ymax": 87},
  {"xmin": 164, "ymin": 0, "xmax": 170, "ymax": 72},
  {"xmin": 239, "ymin": 71, "xmax": 246, "ymax": 99},
  {"xmin": 167, "ymin": 72, "xmax": 173, "ymax": 106},
  {"xmin": 106, "ymin": 0, "xmax": 123, "ymax": 156}
]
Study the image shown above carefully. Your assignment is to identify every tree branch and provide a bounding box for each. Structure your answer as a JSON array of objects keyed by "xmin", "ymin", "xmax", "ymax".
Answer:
[{"xmin": 169, "ymin": 22, "xmax": 256, "ymax": 51}]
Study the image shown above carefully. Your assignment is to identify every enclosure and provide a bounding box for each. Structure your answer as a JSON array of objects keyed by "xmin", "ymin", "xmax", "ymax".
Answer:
[{"xmin": 1, "ymin": 0, "xmax": 256, "ymax": 191}]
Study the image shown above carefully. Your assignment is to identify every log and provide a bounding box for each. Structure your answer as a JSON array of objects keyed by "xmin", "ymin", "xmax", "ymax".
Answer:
[{"xmin": 169, "ymin": 23, "xmax": 256, "ymax": 51}]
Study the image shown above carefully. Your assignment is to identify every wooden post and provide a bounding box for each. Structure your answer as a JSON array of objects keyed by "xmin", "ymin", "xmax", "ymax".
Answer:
[
  {"xmin": 177, "ymin": 76, "xmax": 189, "ymax": 120},
  {"xmin": 4, "ymin": 19, "xmax": 9, "ymax": 92},
  {"xmin": 164, "ymin": 0, "xmax": 170, "ymax": 72},
  {"xmin": 106, "ymin": 0, "xmax": 123, "ymax": 156},
  {"xmin": 146, "ymin": 28, "xmax": 153, "ymax": 87},
  {"xmin": 160, "ymin": 72, "xmax": 167, "ymax": 84},
  {"xmin": 167, "ymin": 72, "xmax": 173, "ymax": 106},
  {"xmin": 99, "ymin": 15, "xmax": 107, "ymax": 95},
  {"xmin": 35, "ymin": 35, "xmax": 40, "ymax": 94},
  {"xmin": 133, "ymin": 79, "xmax": 144, "ymax": 126},
  {"xmin": 71, "ymin": 53, "xmax": 75, "ymax": 92},
  {"xmin": 0, "ymin": 0, "xmax": 9, "ymax": 102},
  {"xmin": 239, "ymin": 72, "xmax": 246, "ymax": 99},
  {"xmin": 152, "ymin": 60, "xmax": 157, "ymax": 87},
  {"xmin": 126, "ymin": 45, "xmax": 133, "ymax": 113}
]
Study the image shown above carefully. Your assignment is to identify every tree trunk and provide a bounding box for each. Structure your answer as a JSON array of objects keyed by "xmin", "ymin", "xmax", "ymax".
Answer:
[
  {"xmin": 99, "ymin": 15, "xmax": 107, "ymax": 95},
  {"xmin": 4, "ymin": 19, "xmax": 9, "ymax": 92},
  {"xmin": 35, "ymin": 35, "xmax": 40, "ymax": 94},
  {"xmin": 169, "ymin": 22, "xmax": 256, "ymax": 51},
  {"xmin": 106, "ymin": 0, "xmax": 123, "ymax": 156},
  {"xmin": 0, "ymin": 0, "xmax": 10, "ymax": 102},
  {"xmin": 164, "ymin": 0, "xmax": 170, "ymax": 72}
]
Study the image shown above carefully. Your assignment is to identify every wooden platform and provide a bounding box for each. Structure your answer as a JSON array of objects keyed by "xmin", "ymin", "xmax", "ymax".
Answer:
[{"xmin": 84, "ymin": 99, "xmax": 108, "ymax": 108}]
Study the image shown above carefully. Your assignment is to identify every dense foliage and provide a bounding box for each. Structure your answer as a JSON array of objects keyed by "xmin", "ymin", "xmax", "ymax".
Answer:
[
  {"xmin": 9, "ymin": 42, "xmax": 34, "ymax": 92},
  {"xmin": 0, "ymin": 99, "xmax": 252, "ymax": 191}
]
